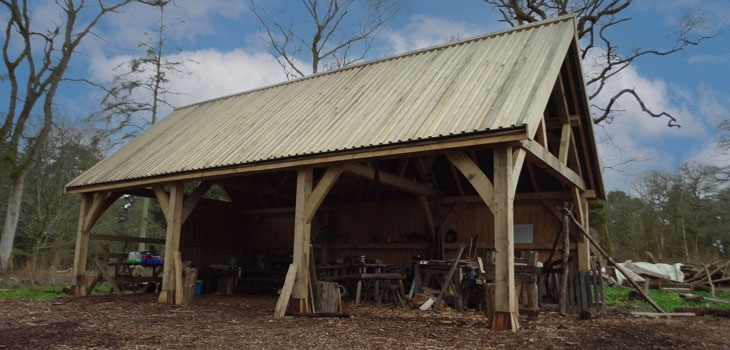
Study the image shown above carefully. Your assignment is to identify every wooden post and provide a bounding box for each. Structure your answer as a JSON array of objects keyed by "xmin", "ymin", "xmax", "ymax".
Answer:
[
  {"xmin": 526, "ymin": 251, "xmax": 539, "ymax": 315},
  {"xmin": 486, "ymin": 283, "xmax": 496, "ymax": 324},
  {"xmin": 291, "ymin": 169, "xmax": 313, "ymax": 312},
  {"xmin": 71, "ymin": 192, "xmax": 120, "ymax": 296},
  {"xmin": 491, "ymin": 146, "xmax": 518, "ymax": 331},
  {"xmin": 274, "ymin": 166, "xmax": 341, "ymax": 316},
  {"xmin": 574, "ymin": 190, "xmax": 590, "ymax": 271},
  {"xmin": 70, "ymin": 194, "xmax": 93, "ymax": 296},
  {"xmin": 560, "ymin": 203, "xmax": 570, "ymax": 315},
  {"xmin": 174, "ymin": 251, "xmax": 184, "ymax": 305},
  {"xmin": 158, "ymin": 182, "xmax": 184, "ymax": 304}
]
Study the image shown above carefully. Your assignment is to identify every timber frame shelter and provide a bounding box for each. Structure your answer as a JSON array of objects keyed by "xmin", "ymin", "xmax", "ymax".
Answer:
[{"xmin": 66, "ymin": 15, "xmax": 604, "ymax": 331}]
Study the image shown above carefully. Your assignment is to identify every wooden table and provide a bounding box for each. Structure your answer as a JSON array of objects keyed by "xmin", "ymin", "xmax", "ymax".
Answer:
[{"xmin": 87, "ymin": 259, "xmax": 164, "ymax": 295}]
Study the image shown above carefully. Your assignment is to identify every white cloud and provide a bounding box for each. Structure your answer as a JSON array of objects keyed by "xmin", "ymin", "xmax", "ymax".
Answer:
[
  {"xmin": 154, "ymin": 0, "xmax": 248, "ymax": 41},
  {"xmin": 168, "ymin": 49, "xmax": 286, "ymax": 106},
  {"xmin": 88, "ymin": 48, "xmax": 288, "ymax": 117},
  {"xmin": 588, "ymin": 60, "xmax": 706, "ymax": 137},
  {"xmin": 380, "ymin": 14, "xmax": 491, "ymax": 54},
  {"xmin": 688, "ymin": 52, "xmax": 730, "ymax": 64},
  {"xmin": 688, "ymin": 140, "xmax": 730, "ymax": 166},
  {"xmin": 697, "ymin": 84, "xmax": 730, "ymax": 126},
  {"xmin": 596, "ymin": 122, "xmax": 676, "ymax": 193},
  {"xmin": 580, "ymin": 45, "xmax": 725, "ymax": 192},
  {"xmin": 79, "ymin": 1, "xmax": 248, "ymax": 57}
]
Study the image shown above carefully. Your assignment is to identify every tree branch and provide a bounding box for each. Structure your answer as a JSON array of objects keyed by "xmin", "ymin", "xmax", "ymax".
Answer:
[
  {"xmin": 484, "ymin": 0, "xmax": 715, "ymax": 127},
  {"xmin": 593, "ymin": 88, "xmax": 679, "ymax": 127}
]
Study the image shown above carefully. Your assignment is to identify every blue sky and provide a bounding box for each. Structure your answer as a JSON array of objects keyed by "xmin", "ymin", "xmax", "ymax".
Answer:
[{"xmin": 10, "ymin": 0, "xmax": 730, "ymax": 194}]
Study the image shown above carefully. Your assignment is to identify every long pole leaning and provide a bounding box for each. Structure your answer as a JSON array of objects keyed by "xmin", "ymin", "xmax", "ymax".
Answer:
[{"xmin": 568, "ymin": 214, "xmax": 664, "ymax": 313}]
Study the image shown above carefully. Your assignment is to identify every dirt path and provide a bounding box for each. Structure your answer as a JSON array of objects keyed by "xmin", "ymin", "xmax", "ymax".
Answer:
[{"xmin": 1, "ymin": 294, "xmax": 727, "ymax": 349}]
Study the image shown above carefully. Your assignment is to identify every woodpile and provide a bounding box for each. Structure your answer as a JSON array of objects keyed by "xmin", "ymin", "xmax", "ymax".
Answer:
[
  {"xmin": 612, "ymin": 260, "xmax": 730, "ymax": 294},
  {"xmin": 682, "ymin": 260, "xmax": 730, "ymax": 292}
]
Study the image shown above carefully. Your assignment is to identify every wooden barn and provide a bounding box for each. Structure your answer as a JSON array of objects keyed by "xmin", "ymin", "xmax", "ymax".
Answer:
[{"xmin": 66, "ymin": 15, "xmax": 604, "ymax": 331}]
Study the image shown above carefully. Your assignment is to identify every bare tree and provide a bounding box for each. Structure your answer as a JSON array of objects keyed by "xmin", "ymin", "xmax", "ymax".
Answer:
[
  {"xmin": 483, "ymin": 0, "xmax": 713, "ymax": 127},
  {"xmin": 610, "ymin": 163, "xmax": 728, "ymax": 262},
  {"xmin": 0, "ymin": 0, "xmax": 159, "ymax": 271},
  {"xmin": 715, "ymin": 119, "xmax": 730, "ymax": 154},
  {"xmin": 86, "ymin": 1, "xmax": 185, "ymax": 251},
  {"xmin": 251, "ymin": 0, "xmax": 403, "ymax": 79},
  {"xmin": 15, "ymin": 124, "xmax": 103, "ymax": 284},
  {"xmin": 87, "ymin": 0, "xmax": 187, "ymax": 146}
]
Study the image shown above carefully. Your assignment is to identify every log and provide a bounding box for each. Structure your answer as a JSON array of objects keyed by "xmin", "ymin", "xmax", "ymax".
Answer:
[
  {"xmin": 631, "ymin": 312, "xmax": 695, "ymax": 318},
  {"xmin": 703, "ymin": 264, "xmax": 716, "ymax": 298},
  {"xmin": 579, "ymin": 307, "xmax": 602, "ymax": 320},
  {"xmin": 680, "ymin": 293, "xmax": 730, "ymax": 304},
  {"xmin": 182, "ymin": 267, "xmax": 198, "ymax": 305},
  {"xmin": 679, "ymin": 293, "xmax": 704, "ymax": 303},
  {"xmin": 289, "ymin": 312, "xmax": 351, "ymax": 318},
  {"xmin": 686, "ymin": 261, "xmax": 729, "ymax": 283},
  {"xmin": 674, "ymin": 307, "xmax": 730, "ymax": 318},
  {"xmin": 313, "ymin": 281, "xmax": 339, "ymax": 313},
  {"xmin": 628, "ymin": 290, "xmax": 643, "ymax": 301}
]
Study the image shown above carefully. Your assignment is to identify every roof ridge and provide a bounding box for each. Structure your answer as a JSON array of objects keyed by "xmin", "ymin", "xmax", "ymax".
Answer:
[{"xmin": 173, "ymin": 14, "xmax": 577, "ymax": 111}]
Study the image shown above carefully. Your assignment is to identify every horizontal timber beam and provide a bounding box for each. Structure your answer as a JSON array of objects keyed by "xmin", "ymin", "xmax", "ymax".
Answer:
[
  {"xmin": 343, "ymin": 163, "xmax": 439, "ymax": 197},
  {"xmin": 89, "ymin": 233, "xmax": 166, "ymax": 245},
  {"xmin": 66, "ymin": 128, "xmax": 528, "ymax": 194},
  {"xmin": 443, "ymin": 191, "xmax": 576, "ymax": 204}
]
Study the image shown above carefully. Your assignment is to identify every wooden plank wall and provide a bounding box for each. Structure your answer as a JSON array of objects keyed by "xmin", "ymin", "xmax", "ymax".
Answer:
[
  {"xmin": 180, "ymin": 198, "xmax": 580, "ymax": 271},
  {"xmin": 180, "ymin": 201, "xmax": 247, "ymax": 267},
  {"xmin": 441, "ymin": 201, "xmax": 564, "ymax": 261},
  {"xmin": 328, "ymin": 199, "xmax": 430, "ymax": 245}
]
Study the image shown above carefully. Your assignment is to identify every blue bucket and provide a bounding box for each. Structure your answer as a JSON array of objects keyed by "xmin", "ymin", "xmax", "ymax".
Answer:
[{"xmin": 194, "ymin": 280, "xmax": 203, "ymax": 295}]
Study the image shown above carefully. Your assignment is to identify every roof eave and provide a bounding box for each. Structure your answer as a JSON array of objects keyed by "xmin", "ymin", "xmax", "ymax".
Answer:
[{"xmin": 65, "ymin": 126, "xmax": 529, "ymax": 195}]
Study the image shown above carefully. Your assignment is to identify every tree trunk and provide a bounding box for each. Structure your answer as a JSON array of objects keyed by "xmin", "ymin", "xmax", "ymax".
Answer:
[
  {"xmin": 681, "ymin": 220, "xmax": 690, "ymax": 262},
  {"xmin": 0, "ymin": 176, "xmax": 25, "ymax": 271},
  {"xmin": 26, "ymin": 240, "xmax": 42, "ymax": 286}
]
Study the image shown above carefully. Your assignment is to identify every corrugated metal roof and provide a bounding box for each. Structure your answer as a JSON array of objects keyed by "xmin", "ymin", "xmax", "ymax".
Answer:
[{"xmin": 67, "ymin": 16, "xmax": 578, "ymax": 190}]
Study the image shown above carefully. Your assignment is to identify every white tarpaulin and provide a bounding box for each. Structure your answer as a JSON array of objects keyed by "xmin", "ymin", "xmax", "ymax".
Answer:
[{"xmin": 615, "ymin": 261, "xmax": 684, "ymax": 285}]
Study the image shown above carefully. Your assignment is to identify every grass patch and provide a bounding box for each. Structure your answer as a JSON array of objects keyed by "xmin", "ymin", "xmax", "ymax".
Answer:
[
  {"xmin": 604, "ymin": 286, "xmax": 730, "ymax": 312},
  {"xmin": 604, "ymin": 286, "xmax": 632, "ymax": 308},
  {"xmin": 0, "ymin": 285, "xmax": 68, "ymax": 300},
  {"xmin": 0, "ymin": 284, "xmax": 117, "ymax": 300}
]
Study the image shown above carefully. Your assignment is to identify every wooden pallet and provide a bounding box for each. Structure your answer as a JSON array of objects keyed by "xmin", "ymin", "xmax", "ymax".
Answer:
[{"xmin": 566, "ymin": 270, "xmax": 605, "ymax": 315}]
